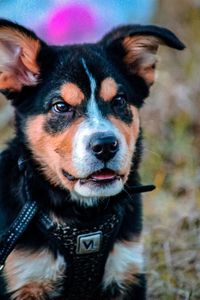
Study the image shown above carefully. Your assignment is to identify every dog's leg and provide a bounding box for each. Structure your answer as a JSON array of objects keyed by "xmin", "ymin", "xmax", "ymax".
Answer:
[
  {"xmin": 4, "ymin": 248, "xmax": 66, "ymax": 300},
  {"xmin": 102, "ymin": 239, "xmax": 146, "ymax": 300}
]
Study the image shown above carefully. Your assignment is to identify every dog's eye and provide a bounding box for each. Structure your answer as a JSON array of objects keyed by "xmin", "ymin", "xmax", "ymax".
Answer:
[
  {"xmin": 112, "ymin": 93, "xmax": 127, "ymax": 109},
  {"xmin": 52, "ymin": 102, "xmax": 72, "ymax": 113}
]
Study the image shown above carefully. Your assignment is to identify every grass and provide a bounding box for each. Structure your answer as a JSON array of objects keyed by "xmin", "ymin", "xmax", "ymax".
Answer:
[
  {"xmin": 139, "ymin": 2, "xmax": 200, "ymax": 297},
  {"xmin": 142, "ymin": 111, "xmax": 200, "ymax": 299}
]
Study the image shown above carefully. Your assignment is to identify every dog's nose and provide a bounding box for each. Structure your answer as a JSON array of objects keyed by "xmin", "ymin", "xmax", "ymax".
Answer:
[{"xmin": 90, "ymin": 133, "xmax": 119, "ymax": 162}]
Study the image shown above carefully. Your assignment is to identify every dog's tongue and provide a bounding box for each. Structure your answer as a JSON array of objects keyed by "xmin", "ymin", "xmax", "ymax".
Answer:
[{"xmin": 90, "ymin": 169, "xmax": 116, "ymax": 180}]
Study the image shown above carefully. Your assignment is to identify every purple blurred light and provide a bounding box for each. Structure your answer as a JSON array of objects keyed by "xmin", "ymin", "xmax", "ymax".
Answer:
[{"xmin": 46, "ymin": 4, "xmax": 97, "ymax": 44}]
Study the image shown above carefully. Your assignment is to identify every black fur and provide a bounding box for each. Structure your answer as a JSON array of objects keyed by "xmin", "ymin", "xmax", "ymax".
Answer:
[{"xmin": 0, "ymin": 19, "xmax": 184, "ymax": 299}]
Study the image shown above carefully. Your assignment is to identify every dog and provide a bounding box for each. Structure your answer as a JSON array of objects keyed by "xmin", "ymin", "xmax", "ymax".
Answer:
[{"xmin": 0, "ymin": 19, "xmax": 184, "ymax": 300}]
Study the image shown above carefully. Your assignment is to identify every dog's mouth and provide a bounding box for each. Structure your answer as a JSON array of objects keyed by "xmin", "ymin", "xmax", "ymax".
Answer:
[
  {"xmin": 80, "ymin": 169, "xmax": 122, "ymax": 185},
  {"xmin": 62, "ymin": 168, "xmax": 122, "ymax": 185}
]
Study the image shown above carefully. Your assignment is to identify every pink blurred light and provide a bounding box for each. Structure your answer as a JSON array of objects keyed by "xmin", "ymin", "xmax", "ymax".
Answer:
[{"xmin": 46, "ymin": 4, "xmax": 97, "ymax": 44}]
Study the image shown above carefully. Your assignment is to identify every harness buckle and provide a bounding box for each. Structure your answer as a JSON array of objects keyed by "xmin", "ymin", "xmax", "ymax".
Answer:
[{"xmin": 76, "ymin": 231, "xmax": 102, "ymax": 255}]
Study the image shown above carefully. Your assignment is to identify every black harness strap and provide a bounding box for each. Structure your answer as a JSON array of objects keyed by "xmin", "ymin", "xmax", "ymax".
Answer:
[
  {"xmin": 0, "ymin": 201, "xmax": 38, "ymax": 270},
  {"xmin": 0, "ymin": 183, "xmax": 155, "ymax": 273}
]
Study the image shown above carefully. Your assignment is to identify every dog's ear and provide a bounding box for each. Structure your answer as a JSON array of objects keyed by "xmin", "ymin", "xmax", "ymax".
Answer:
[
  {"xmin": 0, "ymin": 19, "xmax": 44, "ymax": 93},
  {"xmin": 101, "ymin": 25, "xmax": 185, "ymax": 86}
]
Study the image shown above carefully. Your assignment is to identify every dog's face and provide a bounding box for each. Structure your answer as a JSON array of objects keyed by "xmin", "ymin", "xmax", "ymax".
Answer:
[
  {"xmin": 0, "ymin": 20, "xmax": 184, "ymax": 202},
  {"xmin": 24, "ymin": 50, "xmax": 142, "ymax": 201}
]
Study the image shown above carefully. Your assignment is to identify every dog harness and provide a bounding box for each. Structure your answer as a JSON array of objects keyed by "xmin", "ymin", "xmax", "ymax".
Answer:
[
  {"xmin": 53, "ymin": 213, "xmax": 122, "ymax": 299},
  {"xmin": 0, "ymin": 163, "xmax": 155, "ymax": 298}
]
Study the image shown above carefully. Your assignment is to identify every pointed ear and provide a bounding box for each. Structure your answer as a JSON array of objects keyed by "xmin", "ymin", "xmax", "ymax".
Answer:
[
  {"xmin": 0, "ymin": 19, "xmax": 44, "ymax": 93},
  {"xmin": 101, "ymin": 25, "xmax": 185, "ymax": 86}
]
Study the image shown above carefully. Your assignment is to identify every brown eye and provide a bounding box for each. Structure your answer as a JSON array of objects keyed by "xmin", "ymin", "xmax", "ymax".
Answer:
[
  {"xmin": 112, "ymin": 93, "xmax": 127, "ymax": 109},
  {"xmin": 52, "ymin": 102, "xmax": 71, "ymax": 113}
]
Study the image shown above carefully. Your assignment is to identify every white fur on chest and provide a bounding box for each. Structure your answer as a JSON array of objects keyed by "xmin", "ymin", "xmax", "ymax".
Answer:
[
  {"xmin": 102, "ymin": 240, "xmax": 144, "ymax": 290},
  {"xmin": 4, "ymin": 248, "xmax": 66, "ymax": 294}
]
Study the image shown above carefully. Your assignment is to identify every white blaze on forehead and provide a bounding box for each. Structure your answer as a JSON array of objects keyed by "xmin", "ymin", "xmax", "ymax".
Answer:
[
  {"xmin": 70, "ymin": 59, "xmax": 129, "ymax": 192},
  {"xmin": 81, "ymin": 58, "xmax": 102, "ymax": 123}
]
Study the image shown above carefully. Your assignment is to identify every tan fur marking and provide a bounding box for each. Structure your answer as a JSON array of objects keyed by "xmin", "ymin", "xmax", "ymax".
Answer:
[
  {"xmin": 109, "ymin": 106, "xmax": 139, "ymax": 180},
  {"xmin": 99, "ymin": 77, "xmax": 118, "ymax": 101},
  {"xmin": 0, "ymin": 72, "xmax": 22, "ymax": 91},
  {"xmin": 121, "ymin": 264, "xmax": 140, "ymax": 287},
  {"xmin": 109, "ymin": 106, "xmax": 139, "ymax": 147},
  {"xmin": 26, "ymin": 115, "xmax": 84, "ymax": 189},
  {"xmin": 109, "ymin": 106, "xmax": 140, "ymax": 146},
  {"xmin": 61, "ymin": 82, "xmax": 84, "ymax": 106},
  {"xmin": 123, "ymin": 35, "xmax": 161, "ymax": 85},
  {"xmin": 138, "ymin": 65, "xmax": 156, "ymax": 85},
  {"xmin": 10, "ymin": 282, "xmax": 53, "ymax": 300}
]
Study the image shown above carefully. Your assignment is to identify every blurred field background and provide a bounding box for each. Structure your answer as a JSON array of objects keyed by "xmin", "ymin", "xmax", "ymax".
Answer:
[{"xmin": 0, "ymin": 0, "xmax": 199, "ymax": 299}]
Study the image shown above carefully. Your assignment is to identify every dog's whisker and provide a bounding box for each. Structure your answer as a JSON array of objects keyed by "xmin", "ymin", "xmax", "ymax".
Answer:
[
  {"xmin": 142, "ymin": 146, "xmax": 162, "ymax": 158},
  {"xmin": 123, "ymin": 187, "xmax": 134, "ymax": 202}
]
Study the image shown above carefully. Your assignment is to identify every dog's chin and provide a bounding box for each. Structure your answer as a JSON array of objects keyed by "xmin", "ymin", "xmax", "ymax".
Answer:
[
  {"xmin": 74, "ymin": 176, "xmax": 124, "ymax": 198},
  {"xmin": 61, "ymin": 168, "xmax": 125, "ymax": 205}
]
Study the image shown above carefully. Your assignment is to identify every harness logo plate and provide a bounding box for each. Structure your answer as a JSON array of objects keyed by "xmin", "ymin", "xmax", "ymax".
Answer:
[{"xmin": 76, "ymin": 231, "xmax": 102, "ymax": 254}]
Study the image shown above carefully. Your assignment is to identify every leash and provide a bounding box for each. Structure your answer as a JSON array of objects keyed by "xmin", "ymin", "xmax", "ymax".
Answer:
[
  {"xmin": 126, "ymin": 184, "xmax": 155, "ymax": 193},
  {"xmin": 0, "ymin": 157, "xmax": 155, "ymax": 272},
  {"xmin": 0, "ymin": 200, "xmax": 38, "ymax": 270}
]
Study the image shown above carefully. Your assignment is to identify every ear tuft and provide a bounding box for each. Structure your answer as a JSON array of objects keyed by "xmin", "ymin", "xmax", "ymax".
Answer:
[
  {"xmin": 0, "ymin": 19, "xmax": 43, "ymax": 92},
  {"xmin": 101, "ymin": 24, "xmax": 185, "ymax": 86},
  {"xmin": 122, "ymin": 35, "xmax": 161, "ymax": 85}
]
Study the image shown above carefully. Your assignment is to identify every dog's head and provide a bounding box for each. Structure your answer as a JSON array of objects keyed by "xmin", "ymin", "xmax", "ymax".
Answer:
[{"xmin": 0, "ymin": 20, "xmax": 184, "ymax": 203}]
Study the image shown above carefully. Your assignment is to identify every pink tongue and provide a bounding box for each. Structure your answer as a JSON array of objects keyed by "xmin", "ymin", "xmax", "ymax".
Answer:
[{"xmin": 91, "ymin": 170, "xmax": 116, "ymax": 180}]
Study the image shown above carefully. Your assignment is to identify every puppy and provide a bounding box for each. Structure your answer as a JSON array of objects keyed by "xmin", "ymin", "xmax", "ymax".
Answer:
[{"xmin": 0, "ymin": 19, "xmax": 184, "ymax": 300}]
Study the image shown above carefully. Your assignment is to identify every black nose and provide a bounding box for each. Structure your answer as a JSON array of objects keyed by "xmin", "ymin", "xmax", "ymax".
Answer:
[{"xmin": 90, "ymin": 133, "xmax": 119, "ymax": 162}]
